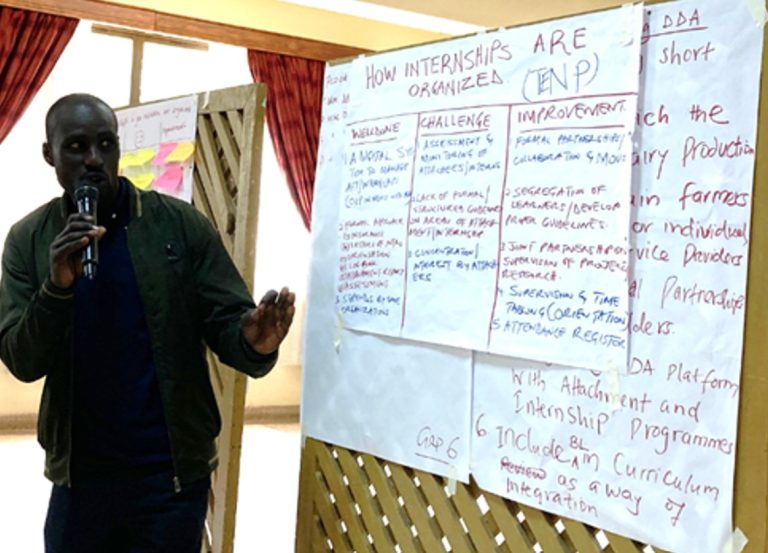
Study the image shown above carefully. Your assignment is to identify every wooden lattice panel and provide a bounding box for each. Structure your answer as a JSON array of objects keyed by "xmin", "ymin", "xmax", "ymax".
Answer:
[
  {"xmin": 193, "ymin": 111, "xmax": 240, "ymax": 250},
  {"xmin": 296, "ymin": 438, "xmax": 667, "ymax": 553},
  {"xmin": 189, "ymin": 84, "xmax": 267, "ymax": 553}
]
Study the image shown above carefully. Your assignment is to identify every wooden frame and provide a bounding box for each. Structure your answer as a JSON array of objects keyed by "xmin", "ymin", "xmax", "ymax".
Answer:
[
  {"xmin": 92, "ymin": 23, "xmax": 209, "ymax": 106},
  {"xmin": 0, "ymin": 0, "xmax": 368, "ymax": 60}
]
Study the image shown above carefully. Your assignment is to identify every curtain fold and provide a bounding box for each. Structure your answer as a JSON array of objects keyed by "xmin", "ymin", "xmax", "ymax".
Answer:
[
  {"xmin": 0, "ymin": 7, "xmax": 78, "ymax": 145},
  {"xmin": 248, "ymin": 50, "xmax": 324, "ymax": 231}
]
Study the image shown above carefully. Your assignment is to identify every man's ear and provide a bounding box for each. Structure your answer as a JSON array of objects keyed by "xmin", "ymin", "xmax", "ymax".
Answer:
[{"xmin": 42, "ymin": 142, "xmax": 54, "ymax": 167}]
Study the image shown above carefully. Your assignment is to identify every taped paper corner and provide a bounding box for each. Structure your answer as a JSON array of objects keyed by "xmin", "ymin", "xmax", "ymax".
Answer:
[
  {"xmin": 620, "ymin": 2, "xmax": 636, "ymax": 46},
  {"xmin": 446, "ymin": 466, "xmax": 459, "ymax": 496},
  {"xmin": 744, "ymin": 0, "xmax": 768, "ymax": 26},
  {"xmin": 607, "ymin": 362, "xmax": 621, "ymax": 411},
  {"xmin": 334, "ymin": 311, "xmax": 344, "ymax": 353},
  {"xmin": 721, "ymin": 528, "xmax": 748, "ymax": 553}
]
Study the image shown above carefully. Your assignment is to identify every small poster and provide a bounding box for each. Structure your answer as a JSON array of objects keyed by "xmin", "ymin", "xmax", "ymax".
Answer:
[{"xmin": 116, "ymin": 95, "xmax": 198, "ymax": 202}]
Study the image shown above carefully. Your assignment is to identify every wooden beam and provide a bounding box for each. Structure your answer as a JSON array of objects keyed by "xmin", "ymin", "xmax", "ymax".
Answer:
[
  {"xmin": 152, "ymin": 12, "xmax": 367, "ymax": 61},
  {"xmin": 243, "ymin": 405, "xmax": 299, "ymax": 425},
  {"xmin": 1, "ymin": 0, "xmax": 154, "ymax": 29},
  {"xmin": 129, "ymin": 38, "xmax": 143, "ymax": 106},
  {"xmin": 92, "ymin": 23, "xmax": 209, "ymax": 50},
  {"xmin": 0, "ymin": 0, "xmax": 369, "ymax": 60},
  {"xmin": 0, "ymin": 407, "xmax": 299, "ymax": 435},
  {"xmin": 0, "ymin": 413, "xmax": 36, "ymax": 434}
]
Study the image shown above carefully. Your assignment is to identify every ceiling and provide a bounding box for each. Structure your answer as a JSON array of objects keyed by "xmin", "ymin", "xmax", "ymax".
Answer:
[
  {"xmin": 351, "ymin": 0, "xmax": 627, "ymax": 28},
  {"xmin": 100, "ymin": 0, "xmax": 628, "ymax": 51}
]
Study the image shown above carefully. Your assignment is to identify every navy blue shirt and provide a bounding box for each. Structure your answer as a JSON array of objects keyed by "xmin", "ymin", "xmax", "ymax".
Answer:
[{"xmin": 71, "ymin": 181, "xmax": 173, "ymax": 480}]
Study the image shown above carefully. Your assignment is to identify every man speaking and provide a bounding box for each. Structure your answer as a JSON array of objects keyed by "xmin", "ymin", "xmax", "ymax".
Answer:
[{"xmin": 0, "ymin": 93, "xmax": 295, "ymax": 553}]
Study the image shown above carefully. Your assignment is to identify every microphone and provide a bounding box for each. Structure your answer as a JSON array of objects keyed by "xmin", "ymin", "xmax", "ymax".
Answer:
[{"xmin": 74, "ymin": 183, "xmax": 99, "ymax": 280}]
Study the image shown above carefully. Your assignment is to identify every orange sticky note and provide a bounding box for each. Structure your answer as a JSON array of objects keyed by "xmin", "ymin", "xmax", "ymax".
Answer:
[{"xmin": 164, "ymin": 142, "xmax": 195, "ymax": 163}]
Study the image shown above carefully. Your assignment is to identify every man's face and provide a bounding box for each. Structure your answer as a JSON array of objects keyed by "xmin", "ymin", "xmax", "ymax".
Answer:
[{"xmin": 43, "ymin": 100, "xmax": 121, "ymax": 208}]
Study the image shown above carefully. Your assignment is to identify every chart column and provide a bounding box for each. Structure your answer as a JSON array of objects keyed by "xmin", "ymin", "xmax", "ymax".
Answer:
[
  {"xmin": 401, "ymin": 106, "xmax": 511, "ymax": 349},
  {"xmin": 336, "ymin": 115, "xmax": 418, "ymax": 334},
  {"xmin": 489, "ymin": 94, "xmax": 636, "ymax": 369}
]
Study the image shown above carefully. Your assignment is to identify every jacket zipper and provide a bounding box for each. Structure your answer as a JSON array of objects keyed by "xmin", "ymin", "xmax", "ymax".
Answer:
[
  {"xmin": 161, "ymin": 360, "xmax": 182, "ymax": 492},
  {"xmin": 127, "ymin": 216, "xmax": 182, "ymax": 494},
  {"xmin": 66, "ymin": 325, "xmax": 75, "ymax": 488}
]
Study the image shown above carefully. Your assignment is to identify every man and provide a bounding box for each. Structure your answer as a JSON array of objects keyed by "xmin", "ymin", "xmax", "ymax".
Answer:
[{"xmin": 0, "ymin": 93, "xmax": 296, "ymax": 552}]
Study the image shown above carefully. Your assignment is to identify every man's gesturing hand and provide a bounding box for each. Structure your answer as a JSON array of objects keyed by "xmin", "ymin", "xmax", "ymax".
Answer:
[
  {"xmin": 49, "ymin": 213, "xmax": 106, "ymax": 289},
  {"xmin": 241, "ymin": 287, "xmax": 296, "ymax": 355}
]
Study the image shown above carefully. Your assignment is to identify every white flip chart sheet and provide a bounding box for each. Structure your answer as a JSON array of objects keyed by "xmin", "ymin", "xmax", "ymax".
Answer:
[
  {"xmin": 303, "ymin": 1, "xmax": 765, "ymax": 550},
  {"xmin": 302, "ymin": 63, "xmax": 473, "ymax": 481},
  {"xmin": 471, "ymin": 1, "xmax": 764, "ymax": 551},
  {"xmin": 334, "ymin": 5, "xmax": 644, "ymax": 371}
]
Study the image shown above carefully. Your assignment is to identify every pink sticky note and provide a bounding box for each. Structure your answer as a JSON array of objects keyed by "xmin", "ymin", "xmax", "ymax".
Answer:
[
  {"xmin": 154, "ymin": 166, "xmax": 183, "ymax": 192},
  {"xmin": 153, "ymin": 142, "xmax": 178, "ymax": 166}
]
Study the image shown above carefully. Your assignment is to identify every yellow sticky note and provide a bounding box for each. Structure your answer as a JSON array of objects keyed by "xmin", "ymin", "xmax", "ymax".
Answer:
[
  {"xmin": 133, "ymin": 148, "xmax": 157, "ymax": 166},
  {"xmin": 119, "ymin": 148, "xmax": 156, "ymax": 170},
  {"xmin": 164, "ymin": 142, "xmax": 195, "ymax": 163},
  {"xmin": 131, "ymin": 173, "xmax": 155, "ymax": 190},
  {"xmin": 119, "ymin": 152, "xmax": 138, "ymax": 171}
]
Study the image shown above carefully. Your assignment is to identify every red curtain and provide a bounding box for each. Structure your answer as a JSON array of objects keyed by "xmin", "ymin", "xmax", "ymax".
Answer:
[
  {"xmin": 0, "ymin": 7, "xmax": 78, "ymax": 145},
  {"xmin": 248, "ymin": 50, "xmax": 324, "ymax": 231}
]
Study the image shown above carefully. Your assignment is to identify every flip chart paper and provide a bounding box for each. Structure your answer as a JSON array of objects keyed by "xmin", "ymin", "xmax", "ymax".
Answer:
[
  {"xmin": 471, "ymin": 1, "xmax": 763, "ymax": 551},
  {"xmin": 116, "ymin": 95, "xmax": 197, "ymax": 202},
  {"xmin": 333, "ymin": 5, "xmax": 644, "ymax": 371},
  {"xmin": 302, "ymin": 63, "xmax": 473, "ymax": 481},
  {"xmin": 304, "ymin": 1, "xmax": 764, "ymax": 550}
]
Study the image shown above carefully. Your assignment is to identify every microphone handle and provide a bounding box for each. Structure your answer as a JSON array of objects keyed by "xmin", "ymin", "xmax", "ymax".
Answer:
[
  {"xmin": 83, "ymin": 243, "xmax": 97, "ymax": 279},
  {"xmin": 77, "ymin": 194, "xmax": 98, "ymax": 280}
]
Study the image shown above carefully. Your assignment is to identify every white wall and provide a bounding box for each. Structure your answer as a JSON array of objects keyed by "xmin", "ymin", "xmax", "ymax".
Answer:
[{"xmin": 0, "ymin": 21, "xmax": 309, "ymax": 416}]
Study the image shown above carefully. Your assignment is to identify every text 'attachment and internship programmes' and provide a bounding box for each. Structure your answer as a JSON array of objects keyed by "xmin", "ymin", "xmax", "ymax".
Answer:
[
  {"xmin": 336, "ymin": 5, "xmax": 643, "ymax": 372},
  {"xmin": 472, "ymin": 2, "xmax": 762, "ymax": 552}
]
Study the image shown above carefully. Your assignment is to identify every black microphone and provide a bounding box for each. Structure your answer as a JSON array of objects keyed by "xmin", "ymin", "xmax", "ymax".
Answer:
[{"xmin": 74, "ymin": 183, "xmax": 99, "ymax": 280}]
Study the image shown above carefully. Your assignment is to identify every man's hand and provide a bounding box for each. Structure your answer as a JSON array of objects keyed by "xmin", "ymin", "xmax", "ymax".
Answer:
[
  {"xmin": 49, "ymin": 213, "xmax": 106, "ymax": 289},
  {"xmin": 241, "ymin": 287, "xmax": 296, "ymax": 355}
]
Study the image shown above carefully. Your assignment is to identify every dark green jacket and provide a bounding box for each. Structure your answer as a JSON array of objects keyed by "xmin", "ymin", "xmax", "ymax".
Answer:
[{"xmin": 0, "ymin": 182, "xmax": 276, "ymax": 487}]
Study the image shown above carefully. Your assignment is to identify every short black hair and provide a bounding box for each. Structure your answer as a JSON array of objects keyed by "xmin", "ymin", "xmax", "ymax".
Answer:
[{"xmin": 45, "ymin": 93, "xmax": 117, "ymax": 142}]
